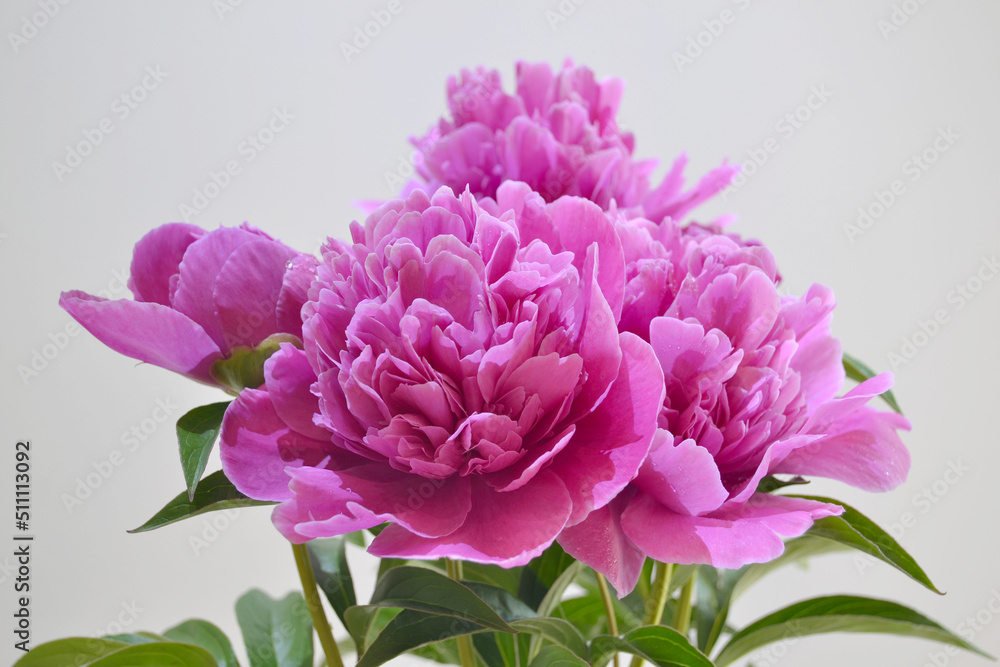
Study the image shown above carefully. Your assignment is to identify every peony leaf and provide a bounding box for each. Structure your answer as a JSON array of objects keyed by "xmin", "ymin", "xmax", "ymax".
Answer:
[
  {"xmin": 308, "ymin": 537, "xmax": 358, "ymax": 632},
  {"xmin": 14, "ymin": 638, "xmax": 128, "ymax": 665},
  {"xmin": 88, "ymin": 643, "xmax": 218, "ymax": 666},
  {"xmin": 713, "ymin": 596, "xmax": 994, "ymax": 666},
  {"xmin": 235, "ymin": 589, "xmax": 313, "ymax": 667},
  {"xmin": 730, "ymin": 535, "xmax": 848, "ymax": 601},
  {"xmin": 694, "ymin": 567, "xmax": 743, "ymax": 655},
  {"xmin": 842, "ymin": 352, "xmax": 903, "ymax": 413},
  {"xmin": 356, "ymin": 609, "xmax": 490, "ymax": 667},
  {"xmin": 129, "ymin": 469, "xmax": 275, "ymax": 533},
  {"xmin": 519, "ymin": 541, "xmax": 578, "ymax": 609},
  {"xmin": 591, "ymin": 626, "xmax": 714, "ymax": 667},
  {"xmin": 369, "ymin": 566, "xmax": 514, "ymax": 631},
  {"xmin": 510, "ymin": 618, "xmax": 588, "ymax": 660},
  {"xmin": 177, "ymin": 401, "xmax": 231, "ymax": 501},
  {"xmin": 529, "ymin": 644, "xmax": 590, "ymax": 667},
  {"xmin": 13, "ymin": 638, "xmax": 218, "ymax": 667},
  {"xmin": 163, "ymin": 619, "xmax": 239, "ymax": 667},
  {"xmin": 794, "ymin": 494, "xmax": 943, "ymax": 594},
  {"xmin": 464, "ymin": 581, "xmax": 538, "ymax": 623}
]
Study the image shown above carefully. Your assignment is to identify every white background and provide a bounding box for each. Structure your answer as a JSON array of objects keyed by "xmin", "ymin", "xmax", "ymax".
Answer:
[{"xmin": 1, "ymin": 1, "xmax": 998, "ymax": 666}]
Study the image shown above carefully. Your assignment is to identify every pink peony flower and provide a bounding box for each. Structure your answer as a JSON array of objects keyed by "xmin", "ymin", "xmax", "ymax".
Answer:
[
  {"xmin": 558, "ymin": 216, "xmax": 911, "ymax": 594},
  {"xmin": 60, "ymin": 222, "xmax": 317, "ymax": 391},
  {"xmin": 406, "ymin": 60, "xmax": 737, "ymax": 224},
  {"xmin": 219, "ymin": 183, "xmax": 665, "ymax": 566}
]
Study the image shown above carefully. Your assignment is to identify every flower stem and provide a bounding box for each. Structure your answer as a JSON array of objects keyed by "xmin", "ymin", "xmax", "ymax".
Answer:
[
  {"xmin": 292, "ymin": 542, "xmax": 345, "ymax": 667},
  {"xmin": 447, "ymin": 559, "xmax": 477, "ymax": 667},
  {"xmin": 595, "ymin": 572, "xmax": 620, "ymax": 667},
  {"xmin": 629, "ymin": 561, "xmax": 674, "ymax": 667},
  {"xmin": 673, "ymin": 576, "xmax": 695, "ymax": 637}
]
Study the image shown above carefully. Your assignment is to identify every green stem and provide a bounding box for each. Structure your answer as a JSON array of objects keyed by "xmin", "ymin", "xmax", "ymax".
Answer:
[
  {"xmin": 292, "ymin": 543, "xmax": 345, "ymax": 667},
  {"xmin": 447, "ymin": 559, "xmax": 477, "ymax": 667},
  {"xmin": 629, "ymin": 561, "xmax": 674, "ymax": 667},
  {"xmin": 595, "ymin": 572, "xmax": 620, "ymax": 667},
  {"xmin": 673, "ymin": 576, "xmax": 695, "ymax": 637}
]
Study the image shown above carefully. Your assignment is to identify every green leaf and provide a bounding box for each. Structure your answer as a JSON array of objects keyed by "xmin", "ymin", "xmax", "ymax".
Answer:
[
  {"xmin": 369, "ymin": 565, "xmax": 514, "ymax": 631},
  {"xmin": 755, "ymin": 475, "xmax": 809, "ymax": 494},
  {"xmin": 464, "ymin": 562, "xmax": 524, "ymax": 595},
  {"xmin": 129, "ymin": 469, "xmax": 275, "ymax": 533},
  {"xmin": 14, "ymin": 638, "xmax": 128, "ymax": 666},
  {"xmin": 794, "ymin": 494, "xmax": 943, "ymax": 594},
  {"xmin": 529, "ymin": 644, "xmax": 590, "ymax": 667},
  {"xmin": 235, "ymin": 589, "xmax": 313, "ymax": 667},
  {"xmin": 843, "ymin": 352, "xmax": 902, "ymax": 413},
  {"xmin": 519, "ymin": 541, "xmax": 577, "ymax": 609},
  {"xmin": 102, "ymin": 633, "xmax": 161, "ymax": 645},
  {"xmin": 695, "ymin": 567, "xmax": 743, "ymax": 655},
  {"xmin": 356, "ymin": 609, "xmax": 490, "ymax": 667},
  {"xmin": 536, "ymin": 560, "xmax": 585, "ymax": 618},
  {"xmin": 344, "ymin": 606, "xmax": 399, "ymax": 656},
  {"xmin": 88, "ymin": 643, "xmax": 218, "ymax": 666},
  {"xmin": 591, "ymin": 626, "xmax": 714, "ymax": 667},
  {"xmin": 177, "ymin": 402, "xmax": 231, "ymax": 501},
  {"xmin": 464, "ymin": 581, "xmax": 537, "ymax": 623},
  {"xmin": 511, "ymin": 618, "xmax": 588, "ymax": 660},
  {"xmin": 473, "ymin": 633, "xmax": 515, "ymax": 667},
  {"xmin": 714, "ymin": 595, "xmax": 994, "ymax": 666},
  {"xmin": 731, "ymin": 535, "xmax": 848, "ymax": 601},
  {"xmin": 163, "ymin": 619, "xmax": 239, "ymax": 667},
  {"xmin": 308, "ymin": 537, "xmax": 358, "ymax": 630},
  {"xmin": 13, "ymin": 638, "xmax": 219, "ymax": 667}
]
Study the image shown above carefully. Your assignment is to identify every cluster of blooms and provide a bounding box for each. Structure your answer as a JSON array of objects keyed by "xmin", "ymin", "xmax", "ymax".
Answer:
[{"xmin": 61, "ymin": 60, "xmax": 909, "ymax": 595}]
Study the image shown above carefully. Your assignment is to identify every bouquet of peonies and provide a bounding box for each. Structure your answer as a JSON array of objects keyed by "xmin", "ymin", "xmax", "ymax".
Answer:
[{"xmin": 29, "ymin": 61, "xmax": 992, "ymax": 667}]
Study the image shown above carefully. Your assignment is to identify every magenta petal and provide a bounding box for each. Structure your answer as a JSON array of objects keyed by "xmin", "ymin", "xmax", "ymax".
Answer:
[
  {"xmin": 171, "ymin": 226, "xmax": 260, "ymax": 351},
  {"xmin": 550, "ymin": 332, "xmax": 663, "ymax": 526},
  {"xmin": 776, "ymin": 407, "xmax": 911, "ymax": 491},
  {"xmin": 215, "ymin": 240, "xmax": 298, "ymax": 349},
  {"xmin": 59, "ymin": 290, "xmax": 222, "ymax": 385},
  {"xmin": 368, "ymin": 473, "xmax": 572, "ymax": 567},
  {"xmin": 264, "ymin": 344, "xmax": 330, "ymax": 441},
  {"xmin": 219, "ymin": 388, "xmax": 333, "ymax": 502},
  {"xmin": 547, "ymin": 195, "xmax": 626, "ymax": 319},
  {"xmin": 633, "ymin": 431, "xmax": 729, "ymax": 516},
  {"xmin": 127, "ymin": 223, "xmax": 205, "ymax": 305},
  {"xmin": 621, "ymin": 492, "xmax": 841, "ymax": 568},
  {"xmin": 272, "ymin": 466, "xmax": 385, "ymax": 543},
  {"xmin": 558, "ymin": 490, "xmax": 645, "ymax": 597},
  {"xmin": 275, "ymin": 255, "xmax": 319, "ymax": 338}
]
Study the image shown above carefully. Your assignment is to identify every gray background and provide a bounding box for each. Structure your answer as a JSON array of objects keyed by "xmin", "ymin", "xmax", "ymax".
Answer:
[{"xmin": 1, "ymin": 1, "xmax": 998, "ymax": 665}]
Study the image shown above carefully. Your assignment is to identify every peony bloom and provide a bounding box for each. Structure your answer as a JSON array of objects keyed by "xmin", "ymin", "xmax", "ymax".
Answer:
[
  {"xmin": 406, "ymin": 60, "xmax": 737, "ymax": 225},
  {"xmin": 558, "ymin": 216, "xmax": 911, "ymax": 594},
  {"xmin": 220, "ymin": 183, "xmax": 665, "ymax": 566},
  {"xmin": 60, "ymin": 222, "xmax": 317, "ymax": 392}
]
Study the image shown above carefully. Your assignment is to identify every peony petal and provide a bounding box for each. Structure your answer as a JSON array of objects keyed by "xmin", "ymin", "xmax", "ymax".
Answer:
[
  {"xmin": 547, "ymin": 195, "xmax": 626, "ymax": 320},
  {"xmin": 215, "ymin": 239, "xmax": 300, "ymax": 349},
  {"xmin": 264, "ymin": 344, "xmax": 330, "ymax": 441},
  {"xmin": 127, "ymin": 223, "xmax": 205, "ymax": 305},
  {"xmin": 172, "ymin": 226, "xmax": 265, "ymax": 351},
  {"xmin": 775, "ymin": 407, "xmax": 911, "ymax": 491},
  {"xmin": 219, "ymin": 388, "xmax": 334, "ymax": 502},
  {"xmin": 368, "ymin": 472, "xmax": 572, "ymax": 567},
  {"xmin": 621, "ymin": 492, "xmax": 841, "ymax": 569},
  {"xmin": 275, "ymin": 254, "xmax": 319, "ymax": 337},
  {"xmin": 59, "ymin": 290, "xmax": 221, "ymax": 385},
  {"xmin": 550, "ymin": 332, "xmax": 663, "ymax": 525},
  {"xmin": 558, "ymin": 490, "xmax": 645, "ymax": 597},
  {"xmin": 633, "ymin": 431, "xmax": 729, "ymax": 516}
]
